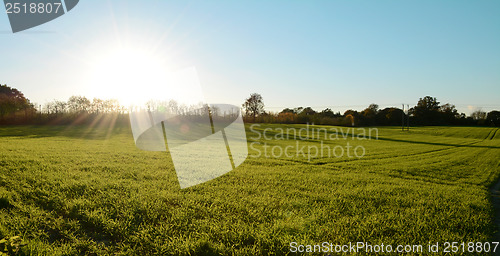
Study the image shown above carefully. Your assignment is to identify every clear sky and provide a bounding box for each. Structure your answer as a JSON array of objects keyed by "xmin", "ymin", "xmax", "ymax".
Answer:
[{"xmin": 1, "ymin": 0, "xmax": 499, "ymax": 115}]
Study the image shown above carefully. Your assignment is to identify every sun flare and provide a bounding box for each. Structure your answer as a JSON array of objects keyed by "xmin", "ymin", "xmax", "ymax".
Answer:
[{"xmin": 88, "ymin": 46, "xmax": 171, "ymax": 107}]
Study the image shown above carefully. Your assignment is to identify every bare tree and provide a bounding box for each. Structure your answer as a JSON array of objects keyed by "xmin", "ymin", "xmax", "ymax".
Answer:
[
  {"xmin": 92, "ymin": 98, "xmax": 104, "ymax": 114},
  {"xmin": 242, "ymin": 93, "xmax": 264, "ymax": 122},
  {"xmin": 471, "ymin": 110, "xmax": 486, "ymax": 120},
  {"xmin": 54, "ymin": 100, "xmax": 67, "ymax": 115},
  {"xmin": 68, "ymin": 96, "xmax": 91, "ymax": 113}
]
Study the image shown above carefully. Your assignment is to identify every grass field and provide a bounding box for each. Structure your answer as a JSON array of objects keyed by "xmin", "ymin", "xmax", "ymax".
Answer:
[{"xmin": 0, "ymin": 124, "xmax": 499, "ymax": 255}]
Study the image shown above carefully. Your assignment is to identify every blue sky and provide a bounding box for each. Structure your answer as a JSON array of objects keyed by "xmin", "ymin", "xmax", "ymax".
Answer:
[{"xmin": 0, "ymin": 0, "xmax": 499, "ymax": 114}]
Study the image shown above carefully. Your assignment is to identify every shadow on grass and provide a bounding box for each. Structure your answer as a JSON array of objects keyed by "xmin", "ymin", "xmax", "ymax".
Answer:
[{"xmin": 0, "ymin": 124, "xmax": 132, "ymax": 140}]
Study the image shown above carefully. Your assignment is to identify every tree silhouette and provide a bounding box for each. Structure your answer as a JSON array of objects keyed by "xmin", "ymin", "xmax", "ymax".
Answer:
[
  {"xmin": 487, "ymin": 111, "xmax": 500, "ymax": 126},
  {"xmin": 0, "ymin": 84, "xmax": 33, "ymax": 120},
  {"xmin": 242, "ymin": 93, "xmax": 264, "ymax": 122},
  {"xmin": 410, "ymin": 96, "xmax": 441, "ymax": 125},
  {"xmin": 471, "ymin": 110, "xmax": 487, "ymax": 120},
  {"xmin": 360, "ymin": 104, "xmax": 379, "ymax": 125},
  {"xmin": 439, "ymin": 103, "xmax": 459, "ymax": 124},
  {"xmin": 68, "ymin": 96, "xmax": 91, "ymax": 113}
]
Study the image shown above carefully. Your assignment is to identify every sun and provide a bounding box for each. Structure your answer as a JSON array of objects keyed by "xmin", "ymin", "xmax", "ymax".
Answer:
[
  {"xmin": 87, "ymin": 46, "xmax": 171, "ymax": 107},
  {"xmin": 86, "ymin": 42, "xmax": 206, "ymax": 110}
]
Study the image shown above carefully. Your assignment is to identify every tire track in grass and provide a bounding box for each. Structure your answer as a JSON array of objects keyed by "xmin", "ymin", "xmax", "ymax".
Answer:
[
  {"xmin": 252, "ymin": 127, "xmax": 497, "ymax": 166},
  {"xmin": 320, "ymin": 132, "xmax": 497, "ymax": 200},
  {"xmin": 373, "ymin": 128, "xmax": 500, "ymax": 248},
  {"xmin": 355, "ymin": 129, "xmax": 498, "ymax": 165},
  {"xmin": 484, "ymin": 127, "xmax": 499, "ymax": 140},
  {"xmin": 490, "ymin": 128, "xmax": 499, "ymax": 140},
  {"xmin": 375, "ymin": 133, "xmax": 498, "ymax": 184},
  {"xmin": 360, "ymin": 146, "xmax": 482, "ymax": 181},
  {"xmin": 285, "ymin": 132, "xmax": 495, "ymax": 179},
  {"xmin": 358, "ymin": 129, "xmax": 495, "ymax": 161},
  {"xmin": 484, "ymin": 128, "xmax": 495, "ymax": 140},
  {"xmin": 311, "ymin": 138, "xmax": 484, "ymax": 168}
]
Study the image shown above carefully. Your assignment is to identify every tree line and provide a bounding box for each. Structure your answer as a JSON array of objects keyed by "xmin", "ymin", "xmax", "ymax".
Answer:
[
  {"xmin": 242, "ymin": 93, "xmax": 500, "ymax": 127},
  {"xmin": 0, "ymin": 84, "xmax": 129, "ymax": 125},
  {"xmin": 0, "ymin": 84, "xmax": 234, "ymax": 125},
  {"xmin": 1, "ymin": 85, "xmax": 499, "ymax": 126}
]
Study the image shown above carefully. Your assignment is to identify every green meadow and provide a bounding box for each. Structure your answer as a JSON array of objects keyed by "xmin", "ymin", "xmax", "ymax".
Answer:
[{"xmin": 0, "ymin": 124, "xmax": 499, "ymax": 255}]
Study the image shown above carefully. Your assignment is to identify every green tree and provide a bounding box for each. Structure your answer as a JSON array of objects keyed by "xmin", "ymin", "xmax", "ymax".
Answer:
[
  {"xmin": 280, "ymin": 108, "xmax": 296, "ymax": 114},
  {"xmin": 296, "ymin": 107, "xmax": 317, "ymax": 124},
  {"xmin": 439, "ymin": 103, "xmax": 459, "ymax": 124},
  {"xmin": 410, "ymin": 96, "xmax": 441, "ymax": 125},
  {"xmin": 376, "ymin": 107, "xmax": 405, "ymax": 125},
  {"xmin": 319, "ymin": 108, "xmax": 337, "ymax": 118},
  {"xmin": 300, "ymin": 107, "xmax": 316, "ymax": 116}
]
